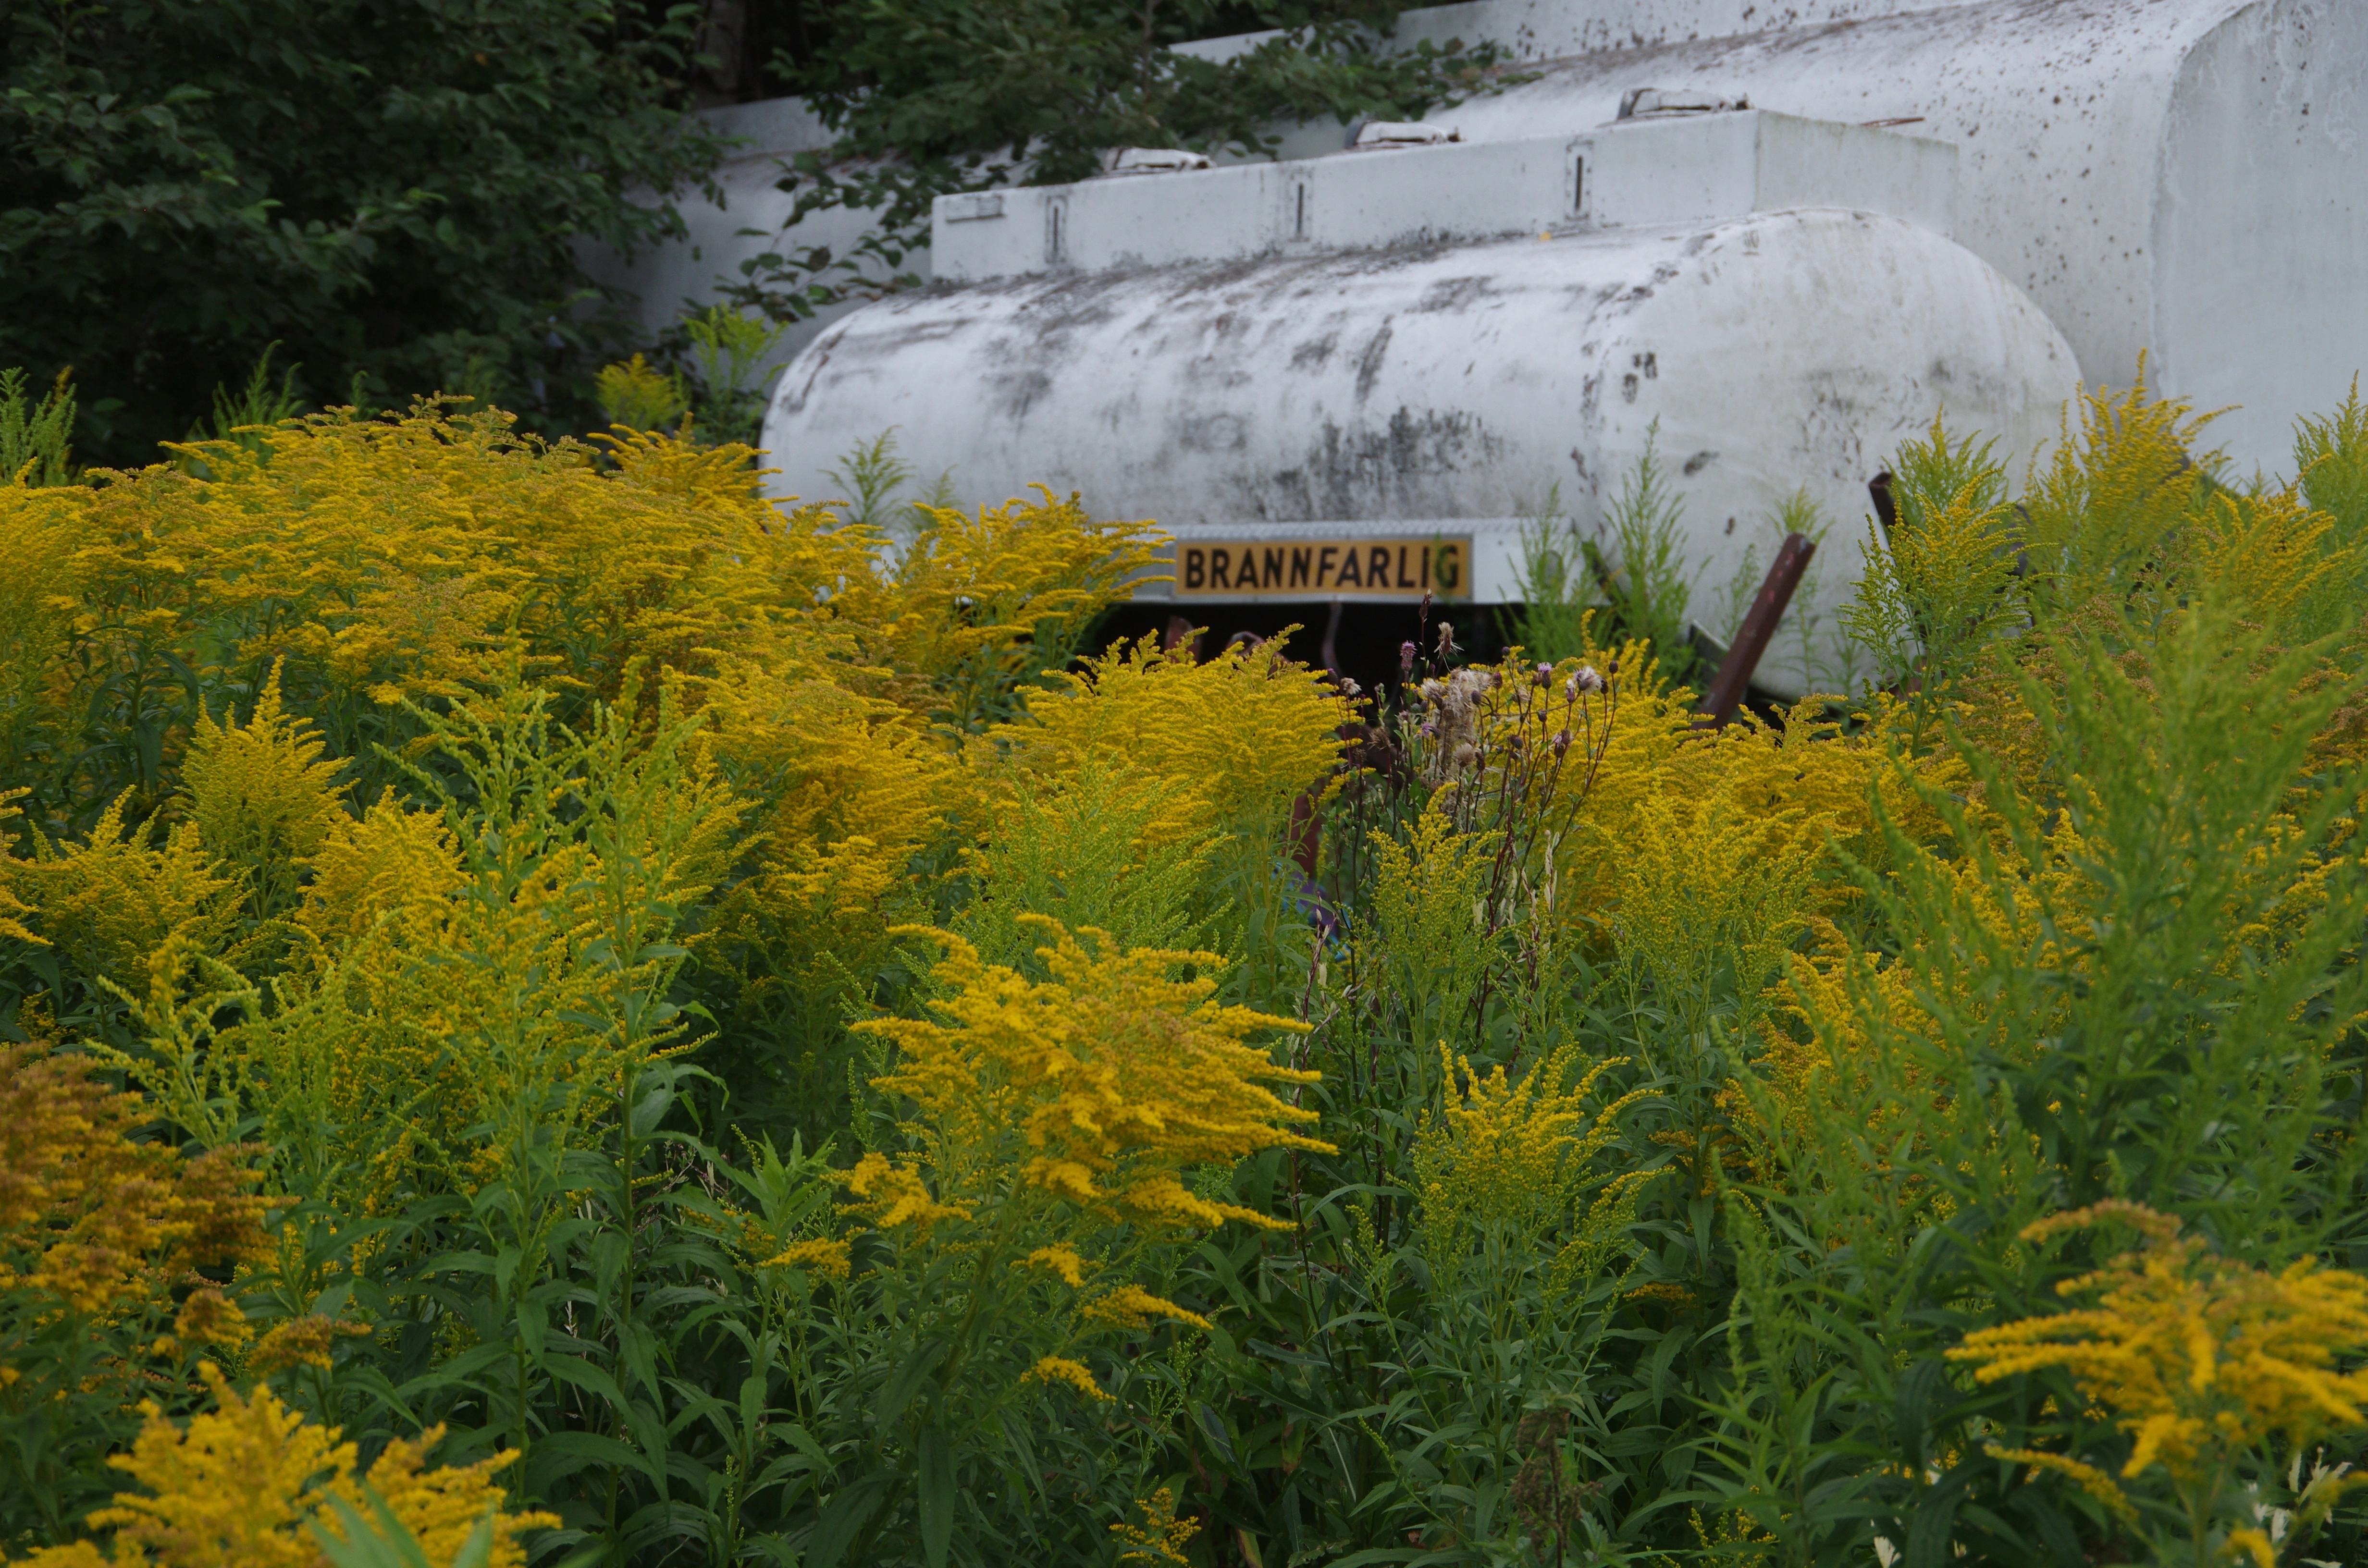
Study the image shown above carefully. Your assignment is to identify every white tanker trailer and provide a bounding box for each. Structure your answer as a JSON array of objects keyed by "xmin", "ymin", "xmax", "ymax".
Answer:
[
  {"xmin": 604, "ymin": 0, "xmax": 2366, "ymax": 697},
  {"xmin": 764, "ymin": 109, "xmax": 2075, "ymax": 693}
]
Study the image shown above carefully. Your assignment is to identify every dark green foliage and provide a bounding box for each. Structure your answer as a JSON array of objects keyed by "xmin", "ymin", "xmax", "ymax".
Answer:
[{"xmin": 0, "ymin": 0, "xmax": 727, "ymax": 465}]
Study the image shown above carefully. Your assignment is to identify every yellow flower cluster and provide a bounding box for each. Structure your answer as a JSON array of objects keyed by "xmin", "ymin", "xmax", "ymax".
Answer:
[
  {"xmin": 1, "ymin": 796, "xmax": 238, "ymax": 1004},
  {"xmin": 1951, "ymin": 1204, "xmax": 2368, "ymax": 1494},
  {"xmin": 1415, "ymin": 1039, "xmax": 1648, "ymax": 1288},
  {"xmin": 0, "ymin": 1043, "xmax": 267, "ymax": 1342},
  {"xmin": 1110, "ymin": 1487, "xmax": 1201, "ymax": 1565},
  {"xmin": 987, "ymin": 632, "xmax": 1349, "ymax": 847},
  {"xmin": 698, "ymin": 677, "xmax": 970, "ymax": 1047},
  {"xmin": 248, "ymin": 1314, "xmax": 373, "ymax": 1377},
  {"xmin": 29, "ymin": 408, "xmax": 847, "ymax": 716},
  {"xmin": 1428, "ymin": 630, "xmax": 1948, "ymax": 960},
  {"xmin": 1025, "ymin": 1355, "xmax": 1112, "ymax": 1403},
  {"xmin": 860, "ymin": 488, "xmax": 1165, "ymax": 733},
  {"xmin": 147, "ymin": 683, "xmax": 748, "ymax": 1208},
  {"xmin": 1362, "ymin": 806, "xmax": 1499, "ymax": 1063},
  {"xmin": 177, "ymin": 663, "xmax": 350, "ymax": 923},
  {"xmin": 855, "ymin": 919, "xmax": 1330, "ymax": 1233},
  {"xmin": 13, "ymin": 1365, "xmax": 555, "ymax": 1568},
  {"xmin": 1417, "ymin": 1043, "xmax": 1639, "ymax": 1230},
  {"xmin": 2020, "ymin": 358, "xmax": 2221, "ymax": 615},
  {"xmin": 0, "ymin": 489, "xmax": 79, "ymax": 781},
  {"xmin": 762, "ymin": 1237, "xmax": 854, "ymax": 1280},
  {"xmin": 1605, "ymin": 760, "xmax": 1828, "ymax": 1032}
]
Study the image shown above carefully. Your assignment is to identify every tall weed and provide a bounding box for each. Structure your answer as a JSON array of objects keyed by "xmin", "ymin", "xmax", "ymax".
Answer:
[{"xmin": 8, "ymin": 373, "xmax": 2368, "ymax": 1568}]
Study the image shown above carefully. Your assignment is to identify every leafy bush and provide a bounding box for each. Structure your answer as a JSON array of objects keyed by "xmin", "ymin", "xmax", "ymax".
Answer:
[
  {"xmin": 7, "ymin": 373, "xmax": 2368, "ymax": 1568},
  {"xmin": 1, "ymin": 0, "xmax": 727, "ymax": 464}
]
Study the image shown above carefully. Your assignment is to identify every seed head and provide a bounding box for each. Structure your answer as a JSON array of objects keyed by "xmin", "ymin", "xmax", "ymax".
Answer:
[{"xmin": 1566, "ymin": 664, "xmax": 1603, "ymax": 698}]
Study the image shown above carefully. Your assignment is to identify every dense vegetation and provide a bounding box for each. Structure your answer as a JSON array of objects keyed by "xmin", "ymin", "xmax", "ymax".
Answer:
[
  {"xmin": 0, "ymin": 0, "xmax": 731, "ymax": 464},
  {"xmin": 2, "ymin": 0, "xmax": 1490, "ymax": 463},
  {"xmin": 8, "ymin": 375, "xmax": 2368, "ymax": 1568}
]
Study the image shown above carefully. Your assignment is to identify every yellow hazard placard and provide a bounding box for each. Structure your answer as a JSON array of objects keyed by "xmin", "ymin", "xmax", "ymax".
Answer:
[{"xmin": 1172, "ymin": 538, "xmax": 1469, "ymax": 598}]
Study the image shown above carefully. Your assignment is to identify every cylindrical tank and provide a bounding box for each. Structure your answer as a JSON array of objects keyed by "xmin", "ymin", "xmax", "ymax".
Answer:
[
  {"xmin": 765, "ymin": 206, "xmax": 2077, "ymax": 697},
  {"xmin": 1384, "ymin": 0, "xmax": 2368, "ymax": 475}
]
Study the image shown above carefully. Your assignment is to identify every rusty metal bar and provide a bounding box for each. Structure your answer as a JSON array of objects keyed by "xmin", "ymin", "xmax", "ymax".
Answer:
[
  {"xmin": 1868, "ymin": 470, "xmax": 1898, "ymax": 539},
  {"xmin": 1694, "ymin": 531, "xmax": 1815, "ymax": 728}
]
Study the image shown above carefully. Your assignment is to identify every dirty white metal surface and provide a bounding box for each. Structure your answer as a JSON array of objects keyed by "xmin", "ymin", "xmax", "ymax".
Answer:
[
  {"xmin": 1381, "ymin": 0, "xmax": 2367, "ymax": 474},
  {"xmin": 623, "ymin": 2, "xmax": 2363, "ymax": 473},
  {"xmin": 766, "ymin": 207, "xmax": 2078, "ymax": 695},
  {"xmin": 931, "ymin": 111, "xmax": 1957, "ymax": 281}
]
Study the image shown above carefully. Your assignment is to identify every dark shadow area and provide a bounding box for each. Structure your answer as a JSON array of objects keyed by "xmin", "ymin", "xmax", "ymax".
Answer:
[{"xmin": 1088, "ymin": 598, "xmax": 1513, "ymax": 704}]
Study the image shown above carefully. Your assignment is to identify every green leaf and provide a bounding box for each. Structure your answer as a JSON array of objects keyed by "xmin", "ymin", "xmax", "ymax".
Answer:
[
  {"xmin": 876, "ymin": 1336, "xmax": 949, "ymax": 1429},
  {"xmin": 918, "ymin": 1424, "xmax": 953, "ymax": 1568},
  {"xmin": 802, "ymin": 1472, "xmax": 896, "ymax": 1568}
]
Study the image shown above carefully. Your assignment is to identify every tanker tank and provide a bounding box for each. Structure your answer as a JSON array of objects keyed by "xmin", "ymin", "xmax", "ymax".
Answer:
[
  {"xmin": 764, "ymin": 110, "xmax": 2078, "ymax": 697},
  {"xmin": 656, "ymin": 0, "xmax": 2365, "ymax": 693}
]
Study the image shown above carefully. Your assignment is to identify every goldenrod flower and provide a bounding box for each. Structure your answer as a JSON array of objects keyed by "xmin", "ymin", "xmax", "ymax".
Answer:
[
  {"xmin": 1978, "ymin": 1445, "xmax": 2140, "ymax": 1525},
  {"xmin": 248, "ymin": 1314, "xmax": 372, "ymax": 1376},
  {"xmin": 1110, "ymin": 1487, "xmax": 1200, "ymax": 1564},
  {"xmin": 2222, "ymin": 1526, "xmax": 2277, "ymax": 1568},
  {"xmin": 844, "ymin": 1152, "xmax": 974, "ymax": 1237},
  {"xmin": 1952, "ymin": 1204, "xmax": 2368, "ymax": 1493},
  {"xmin": 1023, "ymin": 1355, "xmax": 1112, "ymax": 1402},
  {"xmin": 179, "ymin": 660, "xmax": 348, "ymax": 921},
  {"xmin": 0, "ymin": 795, "xmax": 238, "ymax": 1003},
  {"xmin": 1415, "ymin": 1038, "xmax": 1647, "ymax": 1289},
  {"xmin": 857, "ymin": 919, "xmax": 1329, "ymax": 1234},
  {"xmin": 1083, "ymin": 1284, "xmax": 1211, "ymax": 1332},
  {"xmin": 853, "ymin": 487, "xmax": 1165, "ymax": 735},
  {"xmin": 987, "ymin": 633, "xmax": 1348, "ymax": 848},
  {"xmin": 762, "ymin": 1237, "xmax": 853, "ymax": 1280},
  {"xmin": 166, "ymin": 1289, "xmax": 250, "ymax": 1355},
  {"xmin": 1020, "ymin": 1244, "xmax": 1090, "ymax": 1287},
  {"xmin": 21, "ymin": 1364, "xmax": 556, "ymax": 1568},
  {"xmin": 0, "ymin": 1043, "xmax": 268, "ymax": 1328}
]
